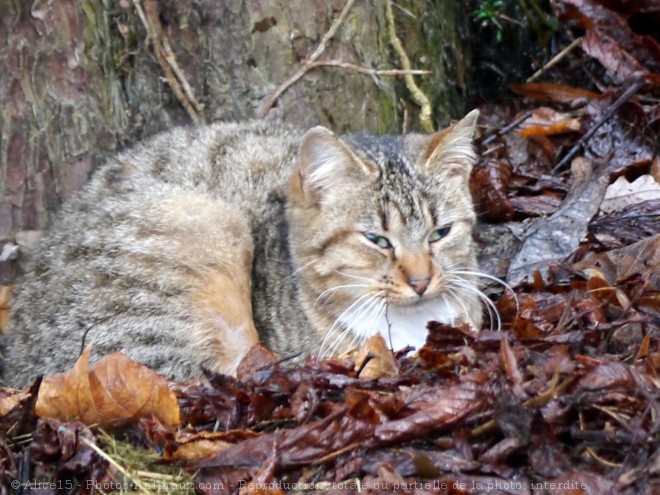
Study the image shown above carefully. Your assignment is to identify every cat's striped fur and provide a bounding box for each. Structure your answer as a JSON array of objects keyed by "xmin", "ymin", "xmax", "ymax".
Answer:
[{"xmin": 3, "ymin": 112, "xmax": 482, "ymax": 386}]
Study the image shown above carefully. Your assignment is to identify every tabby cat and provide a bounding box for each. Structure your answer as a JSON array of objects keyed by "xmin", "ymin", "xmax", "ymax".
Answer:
[{"xmin": 3, "ymin": 111, "xmax": 483, "ymax": 387}]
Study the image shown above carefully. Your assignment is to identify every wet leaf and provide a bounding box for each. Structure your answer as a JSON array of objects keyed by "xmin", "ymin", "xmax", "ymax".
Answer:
[
  {"xmin": 560, "ymin": 0, "xmax": 660, "ymax": 84},
  {"xmin": 236, "ymin": 343, "xmax": 281, "ymax": 382},
  {"xmin": 518, "ymin": 107, "xmax": 582, "ymax": 137},
  {"xmin": 471, "ymin": 159, "xmax": 515, "ymax": 222},
  {"xmin": 575, "ymin": 234, "xmax": 660, "ymax": 287},
  {"xmin": 507, "ymin": 159, "xmax": 610, "ymax": 286},
  {"xmin": 507, "ymin": 82, "xmax": 600, "ymax": 105}
]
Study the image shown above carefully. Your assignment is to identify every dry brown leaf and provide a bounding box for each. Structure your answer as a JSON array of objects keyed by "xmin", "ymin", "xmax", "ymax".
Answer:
[
  {"xmin": 600, "ymin": 174, "xmax": 660, "ymax": 213},
  {"xmin": 36, "ymin": 346, "xmax": 180, "ymax": 428},
  {"xmin": 355, "ymin": 334, "xmax": 399, "ymax": 379},
  {"xmin": 170, "ymin": 438, "xmax": 234, "ymax": 461},
  {"xmin": 0, "ymin": 389, "xmax": 30, "ymax": 416},
  {"xmin": 168, "ymin": 429, "xmax": 259, "ymax": 461}
]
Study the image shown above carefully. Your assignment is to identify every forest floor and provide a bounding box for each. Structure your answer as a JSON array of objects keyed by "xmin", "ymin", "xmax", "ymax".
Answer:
[{"xmin": 1, "ymin": 1, "xmax": 659, "ymax": 494}]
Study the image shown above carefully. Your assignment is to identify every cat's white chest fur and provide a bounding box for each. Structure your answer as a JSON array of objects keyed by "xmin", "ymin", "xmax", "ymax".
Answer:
[{"xmin": 338, "ymin": 298, "xmax": 461, "ymax": 352}]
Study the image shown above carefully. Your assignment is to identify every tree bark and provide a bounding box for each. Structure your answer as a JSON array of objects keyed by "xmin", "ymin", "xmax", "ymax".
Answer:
[{"xmin": 0, "ymin": 0, "xmax": 476, "ymax": 284}]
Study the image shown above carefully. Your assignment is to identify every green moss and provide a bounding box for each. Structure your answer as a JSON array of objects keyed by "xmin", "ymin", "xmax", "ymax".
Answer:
[{"xmin": 95, "ymin": 432, "xmax": 196, "ymax": 495}]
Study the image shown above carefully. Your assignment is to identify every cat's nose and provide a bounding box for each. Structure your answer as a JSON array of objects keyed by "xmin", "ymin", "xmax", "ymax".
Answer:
[{"xmin": 408, "ymin": 277, "xmax": 430, "ymax": 295}]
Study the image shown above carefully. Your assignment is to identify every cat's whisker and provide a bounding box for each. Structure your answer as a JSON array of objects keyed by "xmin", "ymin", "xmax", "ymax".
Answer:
[
  {"xmin": 357, "ymin": 297, "xmax": 386, "ymax": 346},
  {"xmin": 330, "ymin": 297, "xmax": 379, "ymax": 356},
  {"xmin": 448, "ymin": 278, "xmax": 502, "ymax": 332},
  {"xmin": 454, "ymin": 279, "xmax": 502, "ymax": 331},
  {"xmin": 444, "ymin": 286, "xmax": 472, "ymax": 328},
  {"xmin": 343, "ymin": 297, "xmax": 382, "ymax": 353},
  {"xmin": 365, "ymin": 300, "xmax": 387, "ymax": 347},
  {"xmin": 318, "ymin": 291, "xmax": 376, "ymax": 357},
  {"xmin": 314, "ymin": 284, "xmax": 370, "ymax": 307},
  {"xmin": 358, "ymin": 294, "xmax": 387, "ymax": 351},
  {"xmin": 334, "ymin": 270, "xmax": 379, "ymax": 284},
  {"xmin": 286, "ymin": 258, "xmax": 319, "ymax": 279},
  {"xmin": 321, "ymin": 290, "xmax": 386, "ymax": 358},
  {"xmin": 447, "ymin": 269, "xmax": 519, "ymax": 313},
  {"xmin": 445, "ymin": 278, "xmax": 494, "ymax": 331},
  {"xmin": 453, "ymin": 279, "xmax": 498, "ymax": 330}
]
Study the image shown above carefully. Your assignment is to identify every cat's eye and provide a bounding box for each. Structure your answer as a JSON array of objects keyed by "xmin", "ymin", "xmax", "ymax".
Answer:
[
  {"xmin": 364, "ymin": 232, "xmax": 393, "ymax": 250},
  {"xmin": 429, "ymin": 225, "xmax": 451, "ymax": 243}
]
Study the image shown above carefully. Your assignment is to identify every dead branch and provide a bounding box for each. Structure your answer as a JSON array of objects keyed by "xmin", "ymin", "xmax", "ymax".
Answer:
[
  {"xmin": 527, "ymin": 37, "xmax": 583, "ymax": 83},
  {"xmin": 308, "ymin": 60, "xmax": 430, "ymax": 77},
  {"xmin": 133, "ymin": 0, "xmax": 205, "ymax": 125},
  {"xmin": 481, "ymin": 111, "xmax": 533, "ymax": 145},
  {"xmin": 552, "ymin": 79, "xmax": 644, "ymax": 173},
  {"xmin": 385, "ymin": 0, "xmax": 434, "ymax": 133},
  {"xmin": 256, "ymin": 0, "xmax": 357, "ymax": 118}
]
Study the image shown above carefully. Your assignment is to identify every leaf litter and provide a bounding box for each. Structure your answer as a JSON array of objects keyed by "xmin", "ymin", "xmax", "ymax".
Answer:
[{"xmin": 1, "ymin": 0, "xmax": 660, "ymax": 493}]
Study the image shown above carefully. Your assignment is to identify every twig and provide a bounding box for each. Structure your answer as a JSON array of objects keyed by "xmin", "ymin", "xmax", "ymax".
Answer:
[
  {"xmin": 82, "ymin": 437, "xmax": 158, "ymax": 495},
  {"xmin": 552, "ymin": 79, "xmax": 644, "ymax": 173},
  {"xmin": 481, "ymin": 111, "xmax": 533, "ymax": 145},
  {"xmin": 308, "ymin": 60, "xmax": 430, "ymax": 77},
  {"xmin": 313, "ymin": 441, "xmax": 362, "ymax": 464},
  {"xmin": 385, "ymin": 0, "xmax": 434, "ymax": 133},
  {"xmin": 133, "ymin": 0, "xmax": 205, "ymax": 125},
  {"xmin": 527, "ymin": 36, "xmax": 583, "ymax": 82},
  {"xmin": 256, "ymin": 0, "xmax": 357, "ymax": 117}
]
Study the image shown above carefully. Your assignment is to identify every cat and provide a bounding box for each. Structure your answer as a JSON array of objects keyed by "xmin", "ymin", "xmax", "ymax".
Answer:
[{"xmin": 2, "ymin": 111, "xmax": 483, "ymax": 387}]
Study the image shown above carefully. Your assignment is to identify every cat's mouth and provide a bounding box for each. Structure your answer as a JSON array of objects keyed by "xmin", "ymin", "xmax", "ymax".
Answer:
[{"xmin": 388, "ymin": 294, "xmax": 436, "ymax": 310}]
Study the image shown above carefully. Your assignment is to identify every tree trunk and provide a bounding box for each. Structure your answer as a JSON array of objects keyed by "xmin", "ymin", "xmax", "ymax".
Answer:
[{"xmin": 0, "ymin": 0, "xmax": 476, "ymax": 284}]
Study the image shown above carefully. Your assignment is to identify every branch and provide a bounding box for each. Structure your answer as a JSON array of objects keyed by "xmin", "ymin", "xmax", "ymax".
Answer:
[
  {"xmin": 308, "ymin": 60, "xmax": 430, "ymax": 77},
  {"xmin": 257, "ymin": 0, "xmax": 357, "ymax": 118},
  {"xmin": 552, "ymin": 79, "xmax": 643, "ymax": 173},
  {"xmin": 134, "ymin": 0, "xmax": 205, "ymax": 125},
  {"xmin": 527, "ymin": 37, "xmax": 582, "ymax": 83},
  {"xmin": 385, "ymin": 0, "xmax": 434, "ymax": 133}
]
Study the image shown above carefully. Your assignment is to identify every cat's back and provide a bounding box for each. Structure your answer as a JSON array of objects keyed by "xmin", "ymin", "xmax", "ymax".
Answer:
[
  {"xmin": 77, "ymin": 120, "xmax": 299, "ymax": 212},
  {"xmin": 2, "ymin": 120, "xmax": 301, "ymax": 386}
]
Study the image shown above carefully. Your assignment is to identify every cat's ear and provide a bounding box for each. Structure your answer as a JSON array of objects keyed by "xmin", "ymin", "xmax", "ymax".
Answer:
[
  {"xmin": 421, "ymin": 109, "xmax": 479, "ymax": 180},
  {"xmin": 295, "ymin": 126, "xmax": 374, "ymax": 202}
]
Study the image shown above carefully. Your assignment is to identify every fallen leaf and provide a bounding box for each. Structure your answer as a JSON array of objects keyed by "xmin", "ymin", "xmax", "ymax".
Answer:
[
  {"xmin": 509, "ymin": 193, "xmax": 562, "ymax": 216},
  {"xmin": 560, "ymin": 0, "xmax": 660, "ymax": 84},
  {"xmin": 590, "ymin": 199, "xmax": 660, "ymax": 246},
  {"xmin": 574, "ymin": 234, "xmax": 660, "ymax": 287},
  {"xmin": 471, "ymin": 159, "xmax": 515, "ymax": 222},
  {"xmin": 0, "ymin": 389, "xmax": 30, "ymax": 416},
  {"xmin": 518, "ymin": 107, "xmax": 582, "ymax": 137},
  {"xmin": 36, "ymin": 346, "xmax": 180, "ymax": 428},
  {"xmin": 355, "ymin": 334, "xmax": 399, "ymax": 379},
  {"xmin": 507, "ymin": 158, "xmax": 610, "ymax": 286},
  {"xmin": 170, "ymin": 433, "xmax": 235, "ymax": 462},
  {"xmin": 30, "ymin": 418, "xmax": 111, "ymax": 481},
  {"xmin": 581, "ymin": 28, "xmax": 649, "ymax": 84},
  {"xmin": 600, "ymin": 174, "xmax": 660, "ymax": 213},
  {"xmin": 236, "ymin": 343, "xmax": 280, "ymax": 382},
  {"xmin": 507, "ymin": 82, "xmax": 600, "ymax": 105}
]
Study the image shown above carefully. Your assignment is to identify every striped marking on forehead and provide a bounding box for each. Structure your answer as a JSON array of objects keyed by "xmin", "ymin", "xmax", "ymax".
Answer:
[{"xmin": 344, "ymin": 134, "xmax": 431, "ymax": 229}]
